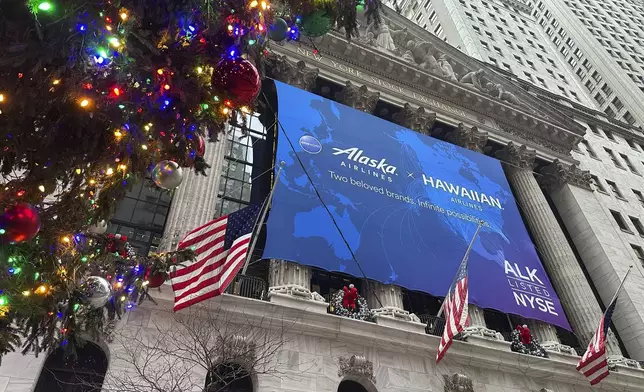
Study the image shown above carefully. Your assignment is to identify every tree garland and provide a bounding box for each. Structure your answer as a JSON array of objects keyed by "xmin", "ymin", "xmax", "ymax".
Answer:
[
  {"xmin": 509, "ymin": 329, "xmax": 548, "ymax": 358},
  {"xmin": 329, "ymin": 289, "xmax": 375, "ymax": 322},
  {"xmin": 0, "ymin": 0, "xmax": 381, "ymax": 362}
]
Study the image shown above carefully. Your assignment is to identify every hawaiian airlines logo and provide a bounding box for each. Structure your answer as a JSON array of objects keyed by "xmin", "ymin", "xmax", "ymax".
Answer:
[
  {"xmin": 331, "ymin": 147, "xmax": 397, "ymax": 175},
  {"xmin": 299, "ymin": 135, "xmax": 322, "ymax": 154}
]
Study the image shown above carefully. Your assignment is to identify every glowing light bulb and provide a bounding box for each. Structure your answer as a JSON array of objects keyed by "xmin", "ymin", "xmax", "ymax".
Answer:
[
  {"xmin": 79, "ymin": 98, "xmax": 90, "ymax": 108},
  {"xmin": 222, "ymin": 107, "xmax": 230, "ymax": 115},
  {"xmin": 112, "ymin": 87, "xmax": 121, "ymax": 96},
  {"xmin": 38, "ymin": 2, "xmax": 52, "ymax": 11},
  {"xmin": 118, "ymin": 164, "xmax": 127, "ymax": 171},
  {"xmin": 120, "ymin": 12, "xmax": 128, "ymax": 20},
  {"xmin": 141, "ymin": 144, "xmax": 148, "ymax": 150},
  {"xmin": 0, "ymin": 296, "xmax": 6, "ymax": 306},
  {"xmin": 120, "ymin": 295, "xmax": 126, "ymax": 302},
  {"xmin": 52, "ymin": 79, "xmax": 60, "ymax": 85},
  {"xmin": 22, "ymin": 290, "xmax": 30, "ymax": 297},
  {"xmin": 227, "ymin": 24, "xmax": 234, "ymax": 32},
  {"xmin": 114, "ymin": 129, "xmax": 123, "ymax": 138},
  {"xmin": 157, "ymin": 68, "xmax": 164, "ymax": 75},
  {"xmin": 37, "ymin": 285, "xmax": 48, "ymax": 294},
  {"xmin": 62, "ymin": 236, "xmax": 70, "ymax": 243},
  {"xmin": 240, "ymin": 106, "xmax": 250, "ymax": 113},
  {"xmin": 261, "ymin": 1, "xmax": 267, "ymax": 9},
  {"xmin": 250, "ymin": 0, "xmax": 258, "ymax": 7},
  {"xmin": 38, "ymin": 185, "xmax": 45, "ymax": 192},
  {"xmin": 164, "ymin": 84, "xmax": 170, "ymax": 90},
  {"xmin": 89, "ymin": 179, "xmax": 96, "ymax": 185},
  {"xmin": 0, "ymin": 94, "xmax": 4, "ymax": 102},
  {"xmin": 197, "ymin": 66, "xmax": 204, "ymax": 74},
  {"xmin": 109, "ymin": 37, "xmax": 120, "ymax": 48},
  {"xmin": 106, "ymin": 167, "xmax": 114, "ymax": 175},
  {"xmin": 75, "ymin": 168, "xmax": 81, "ymax": 174}
]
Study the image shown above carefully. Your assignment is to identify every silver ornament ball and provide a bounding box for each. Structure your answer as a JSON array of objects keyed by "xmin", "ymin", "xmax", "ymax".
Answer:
[
  {"xmin": 83, "ymin": 276, "xmax": 113, "ymax": 308},
  {"xmin": 88, "ymin": 220, "xmax": 108, "ymax": 234},
  {"xmin": 152, "ymin": 160, "xmax": 184, "ymax": 190}
]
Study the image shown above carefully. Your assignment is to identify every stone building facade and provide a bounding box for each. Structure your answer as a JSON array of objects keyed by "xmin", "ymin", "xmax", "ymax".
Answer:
[{"xmin": 3, "ymin": 6, "xmax": 644, "ymax": 392}]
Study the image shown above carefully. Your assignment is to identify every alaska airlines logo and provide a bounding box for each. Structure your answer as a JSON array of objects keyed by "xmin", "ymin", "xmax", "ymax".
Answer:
[
  {"xmin": 299, "ymin": 135, "xmax": 322, "ymax": 154},
  {"xmin": 331, "ymin": 147, "xmax": 397, "ymax": 175}
]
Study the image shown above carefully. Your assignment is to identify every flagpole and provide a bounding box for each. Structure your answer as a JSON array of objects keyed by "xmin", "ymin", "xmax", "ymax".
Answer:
[
  {"xmin": 241, "ymin": 161, "xmax": 284, "ymax": 275},
  {"xmin": 436, "ymin": 221, "xmax": 483, "ymax": 319},
  {"xmin": 604, "ymin": 265, "xmax": 632, "ymax": 314}
]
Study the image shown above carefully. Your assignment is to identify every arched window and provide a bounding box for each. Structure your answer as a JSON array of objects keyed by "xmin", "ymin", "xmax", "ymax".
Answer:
[
  {"xmin": 33, "ymin": 342, "xmax": 108, "ymax": 392},
  {"xmin": 205, "ymin": 362, "xmax": 253, "ymax": 392},
  {"xmin": 338, "ymin": 380, "xmax": 370, "ymax": 392}
]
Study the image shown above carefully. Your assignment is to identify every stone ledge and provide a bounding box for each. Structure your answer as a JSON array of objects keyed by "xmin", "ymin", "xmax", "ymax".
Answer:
[
  {"xmin": 373, "ymin": 314, "xmax": 426, "ymax": 334},
  {"xmin": 267, "ymin": 291, "xmax": 329, "ymax": 314}
]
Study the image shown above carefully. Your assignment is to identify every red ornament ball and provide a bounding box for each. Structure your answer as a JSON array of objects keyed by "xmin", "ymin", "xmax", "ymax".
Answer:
[
  {"xmin": 147, "ymin": 271, "xmax": 167, "ymax": 288},
  {"xmin": 211, "ymin": 58, "xmax": 260, "ymax": 106},
  {"xmin": 194, "ymin": 135, "xmax": 206, "ymax": 157},
  {"xmin": 0, "ymin": 203, "xmax": 41, "ymax": 244}
]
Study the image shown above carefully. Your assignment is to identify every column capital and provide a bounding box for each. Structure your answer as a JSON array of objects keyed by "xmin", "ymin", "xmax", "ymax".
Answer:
[
  {"xmin": 335, "ymin": 81, "xmax": 380, "ymax": 113},
  {"xmin": 495, "ymin": 142, "xmax": 536, "ymax": 170},
  {"xmin": 393, "ymin": 103, "xmax": 436, "ymax": 134},
  {"xmin": 266, "ymin": 55, "xmax": 318, "ymax": 92},
  {"xmin": 446, "ymin": 123, "xmax": 488, "ymax": 152},
  {"xmin": 538, "ymin": 159, "xmax": 592, "ymax": 192}
]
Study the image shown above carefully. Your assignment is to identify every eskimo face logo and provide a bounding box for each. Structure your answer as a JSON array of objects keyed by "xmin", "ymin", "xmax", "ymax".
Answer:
[
  {"xmin": 332, "ymin": 147, "xmax": 397, "ymax": 175},
  {"xmin": 299, "ymin": 135, "xmax": 322, "ymax": 154}
]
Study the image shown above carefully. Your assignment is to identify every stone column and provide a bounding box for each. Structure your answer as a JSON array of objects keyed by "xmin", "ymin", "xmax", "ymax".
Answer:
[
  {"xmin": 538, "ymin": 160, "xmax": 622, "ymax": 355},
  {"xmin": 268, "ymin": 259, "xmax": 310, "ymax": 289},
  {"xmin": 159, "ymin": 139, "xmax": 227, "ymax": 251},
  {"xmin": 496, "ymin": 143, "xmax": 608, "ymax": 351},
  {"xmin": 266, "ymin": 55, "xmax": 319, "ymax": 92},
  {"xmin": 264, "ymin": 56, "xmax": 321, "ymax": 307},
  {"xmin": 393, "ymin": 103, "xmax": 436, "ymax": 135},
  {"xmin": 335, "ymin": 81, "xmax": 380, "ymax": 114},
  {"xmin": 363, "ymin": 280, "xmax": 426, "ymax": 333},
  {"xmin": 445, "ymin": 124, "xmax": 493, "ymax": 335}
]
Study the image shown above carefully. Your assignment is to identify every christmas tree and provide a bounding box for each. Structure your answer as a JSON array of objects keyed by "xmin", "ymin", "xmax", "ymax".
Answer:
[{"xmin": 0, "ymin": 0, "xmax": 379, "ymax": 362}]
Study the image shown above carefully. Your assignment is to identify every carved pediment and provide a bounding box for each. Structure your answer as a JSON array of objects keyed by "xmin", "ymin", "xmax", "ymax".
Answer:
[{"xmin": 308, "ymin": 8, "xmax": 586, "ymax": 154}]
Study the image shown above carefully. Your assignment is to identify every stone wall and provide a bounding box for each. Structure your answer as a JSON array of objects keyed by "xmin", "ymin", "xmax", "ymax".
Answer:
[{"xmin": 4, "ymin": 293, "xmax": 643, "ymax": 392}]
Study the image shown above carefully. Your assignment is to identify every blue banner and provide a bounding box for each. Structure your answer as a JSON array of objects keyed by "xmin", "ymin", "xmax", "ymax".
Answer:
[{"xmin": 264, "ymin": 81, "xmax": 571, "ymax": 329}]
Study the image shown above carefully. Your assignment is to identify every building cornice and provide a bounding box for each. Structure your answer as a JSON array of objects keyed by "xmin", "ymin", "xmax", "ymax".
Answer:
[{"xmin": 270, "ymin": 41, "xmax": 578, "ymax": 163}]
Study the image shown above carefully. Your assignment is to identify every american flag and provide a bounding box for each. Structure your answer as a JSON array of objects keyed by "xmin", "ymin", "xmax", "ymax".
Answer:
[
  {"xmin": 436, "ymin": 253, "xmax": 470, "ymax": 364},
  {"xmin": 170, "ymin": 205, "xmax": 261, "ymax": 311},
  {"xmin": 576, "ymin": 293, "xmax": 619, "ymax": 385}
]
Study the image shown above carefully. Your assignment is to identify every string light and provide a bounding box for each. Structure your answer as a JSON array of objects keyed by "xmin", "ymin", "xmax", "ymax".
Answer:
[
  {"xmin": 120, "ymin": 11, "xmax": 128, "ymax": 20},
  {"xmin": 79, "ymin": 98, "xmax": 91, "ymax": 108},
  {"xmin": 37, "ymin": 285, "xmax": 48, "ymax": 295},
  {"xmin": 38, "ymin": 185, "xmax": 45, "ymax": 192},
  {"xmin": 37, "ymin": 2, "xmax": 52, "ymax": 11},
  {"xmin": 157, "ymin": 68, "xmax": 164, "ymax": 75},
  {"xmin": 22, "ymin": 291, "xmax": 30, "ymax": 297},
  {"xmin": 52, "ymin": 79, "xmax": 60, "ymax": 85},
  {"xmin": 0, "ymin": 296, "xmax": 6, "ymax": 306},
  {"xmin": 62, "ymin": 236, "xmax": 70, "ymax": 243},
  {"xmin": 114, "ymin": 129, "xmax": 123, "ymax": 138},
  {"xmin": 0, "ymin": 94, "xmax": 4, "ymax": 102},
  {"xmin": 250, "ymin": 0, "xmax": 258, "ymax": 7},
  {"xmin": 109, "ymin": 37, "xmax": 120, "ymax": 48},
  {"xmin": 141, "ymin": 144, "xmax": 148, "ymax": 150},
  {"xmin": 106, "ymin": 167, "xmax": 114, "ymax": 175},
  {"xmin": 164, "ymin": 84, "xmax": 171, "ymax": 90}
]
